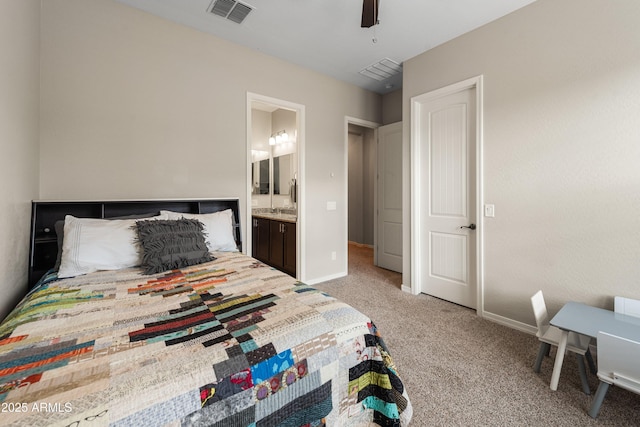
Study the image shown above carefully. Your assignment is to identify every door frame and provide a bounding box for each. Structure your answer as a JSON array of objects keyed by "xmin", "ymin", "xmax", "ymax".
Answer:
[
  {"xmin": 344, "ymin": 116, "xmax": 380, "ymax": 266},
  {"xmin": 247, "ymin": 92, "xmax": 306, "ymax": 281},
  {"xmin": 410, "ymin": 75, "xmax": 484, "ymax": 314}
]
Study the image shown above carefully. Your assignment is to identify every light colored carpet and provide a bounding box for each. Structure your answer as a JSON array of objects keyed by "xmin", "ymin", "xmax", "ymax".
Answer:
[{"xmin": 314, "ymin": 243, "xmax": 640, "ymax": 426}]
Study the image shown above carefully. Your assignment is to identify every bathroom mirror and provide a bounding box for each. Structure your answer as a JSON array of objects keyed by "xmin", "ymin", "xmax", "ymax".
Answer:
[
  {"xmin": 252, "ymin": 159, "xmax": 270, "ymax": 194},
  {"xmin": 247, "ymin": 93, "xmax": 304, "ymax": 279},
  {"xmin": 250, "ymin": 103, "xmax": 298, "ymax": 209}
]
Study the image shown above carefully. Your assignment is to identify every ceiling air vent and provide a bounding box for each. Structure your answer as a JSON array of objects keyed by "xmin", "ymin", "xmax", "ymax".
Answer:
[
  {"xmin": 359, "ymin": 58, "xmax": 403, "ymax": 81},
  {"xmin": 208, "ymin": 0, "xmax": 253, "ymax": 24}
]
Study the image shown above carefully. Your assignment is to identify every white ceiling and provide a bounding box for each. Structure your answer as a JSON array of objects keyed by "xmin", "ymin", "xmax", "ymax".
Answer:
[{"xmin": 114, "ymin": 0, "xmax": 537, "ymax": 94}]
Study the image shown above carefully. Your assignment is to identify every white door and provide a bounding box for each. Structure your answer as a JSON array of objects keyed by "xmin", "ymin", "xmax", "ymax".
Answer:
[
  {"xmin": 376, "ymin": 122, "xmax": 403, "ymax": 272},
  {"xmin": 416, "ymin": 86, "xmax": 477, "ymax": 308}
]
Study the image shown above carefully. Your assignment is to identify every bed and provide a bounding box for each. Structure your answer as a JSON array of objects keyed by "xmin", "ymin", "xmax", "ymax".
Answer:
[{"xmin": 1, "ymin": 199, "xmax": 412, "ymax": 426}]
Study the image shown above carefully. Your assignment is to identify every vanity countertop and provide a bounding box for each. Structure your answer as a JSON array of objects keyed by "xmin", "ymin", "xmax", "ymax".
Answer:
[{"xmin": 252, "ymin": 210, "xmax": 297, "ymax": 223}]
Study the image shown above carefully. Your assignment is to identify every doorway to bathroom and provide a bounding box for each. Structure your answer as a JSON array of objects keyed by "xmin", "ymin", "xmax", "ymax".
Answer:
[{"xmin": 247, "ymin": 93, "xmax": 305, "ymax": 280}]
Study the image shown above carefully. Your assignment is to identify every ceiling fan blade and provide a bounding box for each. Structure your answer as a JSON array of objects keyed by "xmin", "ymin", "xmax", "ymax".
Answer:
[{"xmin": 361, "ymin": 0, "xmax": 379, "ymax": 28}]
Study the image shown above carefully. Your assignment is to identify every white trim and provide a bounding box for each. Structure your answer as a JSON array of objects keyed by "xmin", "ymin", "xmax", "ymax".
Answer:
[
  {"xmin": 410, "ymin": 75, "xmax": 485, "ymax": 315},
  {"xmin": 475, "ymin": 77, "xmax": 485, "ymax": 316},
  {"xmin": 246, "ymin": 93, "xmax": 306, "ymax": 281},
  {"xmin": 305, "ymin": 271, "xmax": 348, "ymax": 286},
  {"xmin": 401, "ymin": 284, "xmax": 413, "ymax": 294},
  {"xmin": 344, "ymin": 116, "xmax": 380, "ymax": 272},
  {"xmin": 410, "ymin": 101, "xmax": 422, "ymax": 297},
  {"xmin": 482, "ymin": 311, "xmax": 537, "ymax": 335}
]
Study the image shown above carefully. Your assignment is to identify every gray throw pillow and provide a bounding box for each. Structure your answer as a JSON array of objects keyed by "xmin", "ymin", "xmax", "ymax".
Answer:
[{"xmin": 135, "ymin": 218, "xmax": 214, "ymax": 275}]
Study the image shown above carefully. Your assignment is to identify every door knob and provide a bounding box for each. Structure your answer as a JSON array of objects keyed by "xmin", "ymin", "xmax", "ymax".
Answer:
[{"xmin": 460, "ymin": 224, "xmax": 476, "ymax": 230}]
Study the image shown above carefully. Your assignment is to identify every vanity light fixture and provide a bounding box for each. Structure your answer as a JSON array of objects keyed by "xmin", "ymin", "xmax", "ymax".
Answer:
[{"xmin": 269, "ymin": 130, "xmax": 288, "ymax": 145}]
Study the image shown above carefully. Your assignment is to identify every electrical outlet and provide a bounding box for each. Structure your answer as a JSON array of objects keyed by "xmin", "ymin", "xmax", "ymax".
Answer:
[
  {"xmin": 484, "ymin": 204, "xmax": 495, "ymax": 217},
  {"xmin": 331, "ymin": 251, "xmax": 336, "ymax": 261}
]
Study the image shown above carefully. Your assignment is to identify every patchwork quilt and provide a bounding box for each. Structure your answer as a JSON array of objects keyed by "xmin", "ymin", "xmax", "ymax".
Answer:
[{"xmin": 0, "ymin": 252, "xmax": 412, "ymax": 426}]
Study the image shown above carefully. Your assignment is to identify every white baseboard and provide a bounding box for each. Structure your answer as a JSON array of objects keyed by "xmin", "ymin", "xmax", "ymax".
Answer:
[
  {"xmin": 401, "ymin": 284, "xmax": 416, "ymax": 294},
  {"xmin": 305, "ymin": 271, "xmax": 347, "ymax": 286},
  {"xmin": 481, "ymin": 310, "xmax": 537, "ymax": 335}
]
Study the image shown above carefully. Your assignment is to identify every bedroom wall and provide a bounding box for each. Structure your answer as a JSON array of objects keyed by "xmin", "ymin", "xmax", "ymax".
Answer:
[
  {"xmin": 403, "ymin": 0, "xmax": 640, "ymax": 327},
  {"xmin": 381, "ymin": 89, "xmax": 402, "ymax": 125},
  {"xmin": 0, "ymin": 0, "xmax": 41, "ymax": 320},
  {"xmin": 39, "ymin": 0, "xmax": 381, "ymax": 285}
]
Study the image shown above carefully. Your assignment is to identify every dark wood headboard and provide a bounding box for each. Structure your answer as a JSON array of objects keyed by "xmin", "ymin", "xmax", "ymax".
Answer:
[{"xmin": 29, "ymin": 198, "xmax": 242, "ymax": 288}]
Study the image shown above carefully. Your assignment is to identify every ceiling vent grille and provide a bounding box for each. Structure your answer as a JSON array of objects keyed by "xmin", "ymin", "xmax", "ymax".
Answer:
[
  {"xmin": 208, "ymin": 0, "xmax": 253, "ymax": 24},
  {"xmin": 359, "ymin": 58, "xmax": 403, "ymax": 81}
]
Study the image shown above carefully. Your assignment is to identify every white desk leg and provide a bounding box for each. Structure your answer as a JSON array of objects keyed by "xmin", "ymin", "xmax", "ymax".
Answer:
[{"xmin": 550, "ymin": 330, "xmax": 568, "ymax": 391}]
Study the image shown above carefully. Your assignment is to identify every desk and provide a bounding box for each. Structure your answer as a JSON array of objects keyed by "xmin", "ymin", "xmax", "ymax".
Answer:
[{"xmin": 549, "ymin": 302, "xmax": 640, "ymax": 391}]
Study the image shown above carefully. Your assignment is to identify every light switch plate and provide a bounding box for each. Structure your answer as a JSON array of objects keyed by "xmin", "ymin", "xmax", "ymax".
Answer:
[{"xmin": 327, "ymin": 201, "xmax": 337, "ymax": 211}]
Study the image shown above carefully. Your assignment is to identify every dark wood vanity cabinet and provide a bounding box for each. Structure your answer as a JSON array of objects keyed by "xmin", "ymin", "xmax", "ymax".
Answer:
[
  {"xmin": 281, "ymin": 222, "xmax": 296, "ymax": 276},
  {"xmin": 252, "ymin": 217, "xmax": 271, "ymax": 262},
  {"xmin": 252, "ymin": 216, "xmax": 296, "ymax": 277}
]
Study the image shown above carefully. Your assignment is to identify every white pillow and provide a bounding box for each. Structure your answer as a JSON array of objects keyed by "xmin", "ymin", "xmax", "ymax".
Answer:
[
  {"xmin": 57, "ymin": 214, "xmax": 166, "ymax": 278},
  {"xmin": 160, "ymin": 209, "xmax": 238, "ymax": 252}
]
